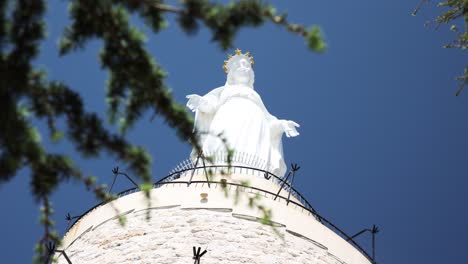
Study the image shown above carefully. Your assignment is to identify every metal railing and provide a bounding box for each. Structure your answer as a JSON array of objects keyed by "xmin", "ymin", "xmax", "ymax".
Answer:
[
  {"xmin": 63, "ymin": 157, "xmax": 376, "ymax": 263},
  {"xmin": 162, "ymin": 159, "xmax": 319, "ymax": 216}
]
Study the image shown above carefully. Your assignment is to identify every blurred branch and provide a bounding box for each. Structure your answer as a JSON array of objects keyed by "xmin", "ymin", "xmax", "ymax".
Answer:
[
  {"xmin": 145, "ymin": 0, "xmax": 326, "ymax": 52},
  {"xmin": 412, "ymin": 0, "xmax": 467, "ymax": 95},
  {"xmin": 412, "ymin": 0, "xmax": 431, "ymax": 16},
  {"xmin": 455, "ymin": 69, "xmax": 468, "ymax": 96}
]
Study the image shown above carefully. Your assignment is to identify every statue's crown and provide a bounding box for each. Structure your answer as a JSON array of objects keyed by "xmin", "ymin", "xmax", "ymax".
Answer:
[{"xmin": 223, "ymin": 48, "xmax": 254, "ymax": 73}]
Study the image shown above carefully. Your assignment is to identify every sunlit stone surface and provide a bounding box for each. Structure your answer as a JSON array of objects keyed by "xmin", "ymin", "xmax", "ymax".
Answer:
[
  {"xmin": 59, "ymin": 207, "xmax": 344, "ymax": 264},
  {"xmin": 57, "ymin": 173, "xmax": 371, "ymax": 264}
]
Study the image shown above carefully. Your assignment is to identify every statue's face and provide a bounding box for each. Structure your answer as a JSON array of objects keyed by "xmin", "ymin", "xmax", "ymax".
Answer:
[{"xmin": 228, "ymin": 57, "xmax": 252, "ymax": 85}]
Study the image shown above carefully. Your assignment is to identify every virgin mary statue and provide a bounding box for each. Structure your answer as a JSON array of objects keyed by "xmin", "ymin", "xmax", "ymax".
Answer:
[{"xmin": 186, "ymin": 49, "xmax": 299, "ymax": 176}]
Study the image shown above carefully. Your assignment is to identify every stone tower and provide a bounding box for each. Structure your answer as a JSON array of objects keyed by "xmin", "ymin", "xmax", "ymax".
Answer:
[
  {"xmin": 57, "ymin": 162, "xmax": 373, "ymax": 264},
  {"xmin": 55, "ymin": 50, "xmax": 374, "ymax": 264}
]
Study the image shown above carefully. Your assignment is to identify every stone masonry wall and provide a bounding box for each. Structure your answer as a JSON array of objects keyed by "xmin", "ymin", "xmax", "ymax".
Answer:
[{"xmin": 57, "ymin": 207, "xmax": 346, "ymax": 264}]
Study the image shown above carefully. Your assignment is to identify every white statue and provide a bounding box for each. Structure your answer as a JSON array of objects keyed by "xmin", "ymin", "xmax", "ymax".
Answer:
[{"xmin": 186, "ymin": 49, "xmax": 299, "ymax": 176}]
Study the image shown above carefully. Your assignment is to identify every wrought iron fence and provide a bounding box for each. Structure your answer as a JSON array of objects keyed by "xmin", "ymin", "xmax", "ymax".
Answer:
[{"xmin": 63, "ymin": 155, "xmax": 377, "ymax": 263}]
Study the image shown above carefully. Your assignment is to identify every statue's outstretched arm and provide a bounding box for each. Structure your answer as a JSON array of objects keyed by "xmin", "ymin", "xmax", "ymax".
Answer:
[
  {"xmin": 271, "ymin": 119, "xmax": 300, "ymax": 138},
  {"xmin": 186, "ymin": 87, "xmax": 223, "ymax": 113},
  {"xmin": 281, "ymin": 120, "xmax": 300, "ymax": 137},
  {"xmin": 256, "ymin": 96, "xmax": 299, "ymax": 138},
  {"xmin": 186, "ymin": 94, "xmax": 202, "ymax": 112}
]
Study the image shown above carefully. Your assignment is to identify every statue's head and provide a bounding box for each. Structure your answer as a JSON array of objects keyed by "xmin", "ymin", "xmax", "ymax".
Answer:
[{"xmin": 223, "ymin": 49, "xmax": 255, "ymax": 88}]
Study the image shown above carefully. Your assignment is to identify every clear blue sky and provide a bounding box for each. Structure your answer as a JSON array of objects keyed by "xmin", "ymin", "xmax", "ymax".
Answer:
[{"xmin": 1, "ymin": 1, "xmax": 467, "ymax": 263}]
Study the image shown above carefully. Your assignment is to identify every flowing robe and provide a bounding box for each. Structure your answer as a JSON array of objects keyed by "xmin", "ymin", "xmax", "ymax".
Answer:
[{"xmin": 187, "ymin": 84, "xmax": 287, "ymax": 176}]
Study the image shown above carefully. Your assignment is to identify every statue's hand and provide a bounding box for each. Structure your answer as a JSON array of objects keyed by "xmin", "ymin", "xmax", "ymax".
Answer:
[
  {"xmin": 280, "ymin": 120, "xmax": 300, "ymax": 137},
  {"xmin": 186, "ymin": 94, "xmax": 217, "ymax": 113},
  {"xmin": 186, "ymin": 94, "xmax": 202, "ymax": 112}
]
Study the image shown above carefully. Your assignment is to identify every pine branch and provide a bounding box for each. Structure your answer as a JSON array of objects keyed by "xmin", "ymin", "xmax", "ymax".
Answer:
[
  {"xmin": 144, "ymin": 0, "xmax": 326, "ymax": 52},
  {"xmin": 455, "ymin": 68, "xmax": 468, "ymax": 96},
  {"xmin": 413, "ymin": 0, "xmax": 468, "ymax": 94},
  {"xmin": 35, "ymin": 196, "xmax": 59, "ymax": 264}
]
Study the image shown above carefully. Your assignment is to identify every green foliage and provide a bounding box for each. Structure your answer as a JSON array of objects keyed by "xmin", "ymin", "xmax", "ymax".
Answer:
[
  {"xmin": 306, "ymin": 26, "xmax": 327, "ymax": 53},
  {"xmin": 436, "ymin": 0, "xmax": 468, "ymax": 95},
  {"xmin": 0, "ymin": 0, "xmax": 325, "ymax": 261},
  {"xmin": 179, "ymin": 0, "xmax": 267, "ymax": 49},
  {"xmin": 139, "ymin": 182, "xmax": 153, "ymax": 192},
  {"xmin": 118, "ymin": 214, "xmax": 127, "ymax": 226},
  {"xmin": 413, "ymin": 0, "xmax": 467, "ymax": 94},
  {"xmin": 35, "ymin": 197, "xmax": 60, "ymax": 263}
]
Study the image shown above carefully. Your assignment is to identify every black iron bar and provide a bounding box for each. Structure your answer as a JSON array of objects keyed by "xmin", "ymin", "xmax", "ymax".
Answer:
[
  {"xmin": 56, "ymin": 250, "xmax": 72, "ymax": 264},
  {"xmin": 372, "ymin": 230, "xmax": 376, "ymax": 262},
  {"xmin": 65, "ymin": 213, "xmax": 82, "ymax": 230},
  {"xmin": 188, "ymin": 153, "xmax": 202, "ymax": 185},
  {"xmin": 346, "ymin": 225, "xmax": 379, "ymax": 263},
  {"xmin": 193, "ymin": 246, "xmax": 207, "ymax": 264},
  {"xmin": 111, "ymin": 167, "xmax": 139, "ymax": 189},
  {"xmin": 372, "ymin": 224, "xmax": 379, "ymax": 262},
  {"xmin": 349, "ymin": 229, "xmax": 369, "ymax": 240},
  {"xmin": 45, "ymin": 242, "xmax": 73, "ymax": 264},
  {"xmin": 286, "ymin": 164, "xmax": 300, "ymax": 205},
  {"xmin": 200, "ymin": 153, "xmax": 211, "ymax": 188},
  {"xmin": 274, "ymin": 170, "xmax": 292, "ymax": 201},
  {"xmin": 200, "ymin": 249, "xmax": 207, "ymax": 258},
  {"xmin": 121, "ymin": 172, "xmax": 139, "ymax": 188},
  {"xmin": 108, "ymin": 174, "xmax": 118, "ymax": 193}
]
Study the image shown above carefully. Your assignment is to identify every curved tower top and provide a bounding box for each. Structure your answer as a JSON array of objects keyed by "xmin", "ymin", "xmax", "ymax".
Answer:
[{"xmin": 57, "ymin": 163, "xmax": 373, "ymax": 264}]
